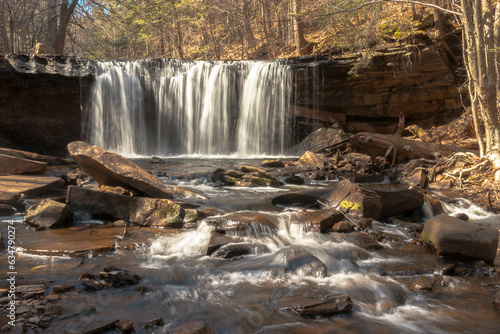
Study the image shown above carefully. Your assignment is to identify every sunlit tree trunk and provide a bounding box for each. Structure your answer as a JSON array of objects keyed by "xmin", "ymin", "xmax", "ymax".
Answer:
[
  {"xmin": 461, "ymin": 0, "xmax": 500, "ymax": 179},
  {"xmin": 293, "ymin": 0, "xmax": 310, "ymax": 55}
]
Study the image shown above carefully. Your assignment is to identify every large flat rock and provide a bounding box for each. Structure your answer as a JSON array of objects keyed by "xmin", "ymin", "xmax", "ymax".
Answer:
[
  {"xmin": 421, "ymin": 215, "xmax": 499, "ymax": 264},
  {"xmin": 0, "ymin": 175, "xmax": 65, "ymax": 204},
  {"xmin": 0, "ymin": 153, "xmax": 48, "ymax": 175},
  {"xmin": 0, "ymin": 148, "xmax": 71, "ymax": 165},
  {"xmin": 67, "ymin": 141, "xmax": 172, "ymax": 199}
]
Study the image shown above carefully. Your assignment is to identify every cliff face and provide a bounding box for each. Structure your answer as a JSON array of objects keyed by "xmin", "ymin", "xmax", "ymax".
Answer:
[
  {"xmin": 291, "ymin": 45, "xmax": 462, "ymax": 134},
  {"xmin": 0, "ymin": 45, "xmax": 462, "ymax": 156},
  {"xmin": 0, "ymin": 54, "xmax": 94, "ymax": 156}
]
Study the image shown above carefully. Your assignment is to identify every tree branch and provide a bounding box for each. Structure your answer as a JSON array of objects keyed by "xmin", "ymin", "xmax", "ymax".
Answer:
[{"xmin": 314, "ymin": 0, "xmax": 461, "ymax": 18}]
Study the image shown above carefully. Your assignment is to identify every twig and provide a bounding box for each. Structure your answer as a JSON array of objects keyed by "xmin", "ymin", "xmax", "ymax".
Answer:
[{"xmin": 317, "ymin": 200, "xmax": 365, "ymax": 232}]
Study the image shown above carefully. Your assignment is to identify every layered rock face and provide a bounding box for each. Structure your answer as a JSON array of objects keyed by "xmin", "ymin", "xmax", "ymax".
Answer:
[
  {"xmin": 291, "ymin": 45, "xmax": 461, "ymax": 133},
  {"xmin": 0, "ymin": 54, "xmax": 93, "ymax": 156},
  {"xmin": 0, "ymin": 44, "xmax": 461, "ymax": 156}
]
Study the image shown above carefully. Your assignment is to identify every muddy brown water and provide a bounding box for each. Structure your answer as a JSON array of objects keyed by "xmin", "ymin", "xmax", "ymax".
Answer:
[{"xmin": 1, "ymin": 157, "xmax": 500, "ymax": 333}]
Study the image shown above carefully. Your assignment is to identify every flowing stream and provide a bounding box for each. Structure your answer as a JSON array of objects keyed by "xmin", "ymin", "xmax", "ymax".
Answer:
[
  {"xmin": 2, "ymin": 159, "xmax": 500, "ymax": 333},
  {"xmin": 84, "ymin": 60, "xmax": 293, "ymax": 157}
]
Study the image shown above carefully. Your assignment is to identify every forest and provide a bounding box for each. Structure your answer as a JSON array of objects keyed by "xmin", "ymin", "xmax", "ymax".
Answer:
[{"xmin": 0, "ymin": 0, "xmax": 457, "ymax": 60}]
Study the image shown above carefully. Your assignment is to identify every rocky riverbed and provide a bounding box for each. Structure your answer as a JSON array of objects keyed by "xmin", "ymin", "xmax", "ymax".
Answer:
[{"xmin": 1, "ymin": 141, "xmax": 500, "ymax": 333}]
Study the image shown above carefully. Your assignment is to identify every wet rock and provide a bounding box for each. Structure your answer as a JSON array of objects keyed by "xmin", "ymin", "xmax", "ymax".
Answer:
[
  {"xmin": 100, "ymin": 266, "xmax": 140, "ymax": 287},
  {"xmin": 341, "ymin": 232, "xmax": 384, "ymax": 251},
  {"xmin": 67, "ymin": 141, "xmax": 172, "ymax": 199},
  {"xmin": 205, "ymin": 212, "xmax": 278, "ymax": 234},
  {"xmin": 172, "ymin": 320, "xmax": 212, "ymax": 334},
  {"xmin": 142, "ymin": 318, "xmax": 165, "ymax": 329},
  {"xmin": 64, "ymin": 168, "xmax": 91, "ymax": 185},
  {"xmin": 129, "ymin": 196, "xmax": 185, "ymax": 228},
  {"xmin": 364, "ymin": 184, "xmax": 424, "ymax": 217},
  {"xmin": 332, "ymin": 221, "xmax": 352, "ymax": 233},
  {"xmin": 116, "ymin": 319, "xmax": 134, "ymax": 333},
  {"xmin": 81, "ymin": 280, "xmax": 105, "ymax": 292},
  {"xmin": 409, "ymin": 276, "xmax": 433, "ymax": 291},
  {"xmin": 421, "ymin": 215, "xmax": 499, "ymax": 264},
  {"xmin": 206, "ymin": 232, "xmax": 245, "ymax": 255},
  {"xmin": 67, "ymin": 186, "xmax": 191, "ymax": 227},
  {"xmin": 151, "ymin": 156, "xmax": 165, "ymax": 164},
  {"xmin": 212, "ymin": 167, "xmax": 282, "ymax": 187},
  {"xmin": 294, "ymin": 151, "xmax": 327, "ymax": 168},
  {"xmin": 15, "ymin": 306, "xmax": 30, "ymax": 315},
  {"xmin": 283, "ymin": 175, "xmax": 305, "ymax": 185},
  {"xmin": 24, "ymin": 199, "xmax": 73, "ymax": 229},
  {"xmin": 261, "ymin": 159, "xmax": 284, "ymax": 167},
  {"xmin": 322, "ymin": 180, "xmax": 382, "ymax": 219},
  {"xmin": 282, "ymin": 295, "xmax": 353, "ymax": 317},
  {"xmin": 0, "ymin": 203, "xmax": 16, "ymax": 216},
  {"xmin": 277, "ymin": 246, "xmax": 327, "ymax": 278},
  {"xmin": 455, "ymin": 213, "xmax": 469, "ymax": 221},
  {"xmin": 0, "ymin": 175, "xmax": 65, "ymax": 204},
  {"xmin": 44, "ymin": 304, "xmax": 63, "ymax": 317},
  {"xmin": 402, "ymin": 170, "xmax": 427, "ymax": 188},
  {"xmin": 0, "ymin": 153, "xmax": 48, "ymax": 175},
  {"xmin": 210, "ymin": 243, "xmax": 269, "ymax": 259},
  {"xmin": 389, "ymin": 218, "xmax": 424, "ymax": 233},
  {"xmin": 80, "ymin": 319, "xmax": 119, "ymax": 334},
  {"xmin": 270, "ymin": 188, "xmax": 332, "ymax": 207},
  {"xmin": 52, "ymin": 285, "xmax": 75, "ymax": 294},
  {"xmin": 286, "ymin": 128, "xmax": 347, "ymax": 156},
  {"xmin": 17, "ymin": 285, "xmax": 46, "ymax": 294},
  {"xmin": 493, "ymin": 292, "xmax": 500, "ymax": 309},
  {"xmin": 292, "ymin": 209, "xmax": 344, "ymax": 233}
]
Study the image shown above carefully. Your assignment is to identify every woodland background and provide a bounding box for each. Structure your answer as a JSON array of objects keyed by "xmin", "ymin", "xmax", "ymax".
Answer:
[{"xmin": 0, "ymin": 0, "xmax": 453, "ymax": 60}]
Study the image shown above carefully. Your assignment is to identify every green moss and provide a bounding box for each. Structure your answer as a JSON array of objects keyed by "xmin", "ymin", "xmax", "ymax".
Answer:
[{"xmin": 340, "ymin": 200, "xmax": 362, "ymax": 211}]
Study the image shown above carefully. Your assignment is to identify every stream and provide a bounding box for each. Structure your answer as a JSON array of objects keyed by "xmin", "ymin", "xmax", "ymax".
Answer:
[{"xmin": 1, "ymin": 157, "xmax": 500, "ymax": 333}]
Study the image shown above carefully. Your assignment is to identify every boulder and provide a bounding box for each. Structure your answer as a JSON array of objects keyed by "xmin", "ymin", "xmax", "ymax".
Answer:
[
  {"xmin": 210, "ymin": 243, "xmax": 269, "ymax": 259},
  {"xmin": 66, "ymin": 186, "xmax": 190, "ymax": 228},
  {"xmin": 291, "ymin": 209, "xmax": 344, "ymax": 233},
  {"xmin": 286, "ymin": 128, "xmax": 347, "ymax": 156},
  {"xmin": 0, "ymin": 153, "xmax": 48, "ymax": 175},
  {"xmin": 206, "ymin": 232, "xmax": 245, "ymax": 255},
  {"xmin": 322, "ymin": 180, "xmax": 382, "ymax": 219},
  {"xmin": 322, "ymin": 181, "xmax": 424, "ymax": 219},
  {"xmin": 362, "ymin": 184, "xmax": 424, "ymax": 217},
  {"xmin": 340, "ymin": 232, "xmax": 383, "ymax": 251},
  {"xmin": 0, "ymin": 175, "xmax": 65, "ymax": 204},
  {"xmin": 283, "ymin": 175, "xmax": 305, "ymax": 185},
  {"xmin": 294, "ymin": 151, "xmax": 327, "ymax": 168},
  {"xmin": 332, "ymin": 221, "xmax": 352, "ymax": 233},
  {"xmin": 282, "ymin": 295, "xmax": 353, "ymax": 317},
  {"xmin": 261, "ymin": 159, "xmax": 284, "ymax": 167},
  {"xmin": 275, "ymin": 246, "xmax": 327, "ymax": 278},
  {"xmin": 205, "ymin": 212, "xmax": 278, "ymax": 234},
  {"xmin": 67, "ymin": 141, "xmax": 172, "ymax": 199},
  {"xmin": 24, "ymin": 199, "xmax": 73, "ymax": 229},
  {"xmin": 421, "ymin": 215, "xmax": 499, "ymax": 264},
  {"xmin": 211, "ymin": 167, "xmax": 282, "ymax": 187},
  {"xmin": 100, "ymin": 266, "xmax": 141, "ymax": 287},
  {"xmin": 409, "ymin": 276, "xmax": 433, "ymax": 291},
  {"xmin": 64, "ymin": 168, "xmax": 91, "ymax": 185}
]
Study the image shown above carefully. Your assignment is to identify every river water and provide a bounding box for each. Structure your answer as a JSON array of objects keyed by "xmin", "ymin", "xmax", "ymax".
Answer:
[{"xmin": 1, "ymin": 158, "xmax": 500, "ymax": 333}]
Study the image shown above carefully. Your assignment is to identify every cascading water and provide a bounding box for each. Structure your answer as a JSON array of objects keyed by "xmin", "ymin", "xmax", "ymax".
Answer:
[{"xmin": 85, "ymin": 59, "xmax": 292, "ymax": 156}]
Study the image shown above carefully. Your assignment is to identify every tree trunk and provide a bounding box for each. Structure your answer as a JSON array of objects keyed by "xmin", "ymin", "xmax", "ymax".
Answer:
[
  {"xmin": 293, "ymin": 0, "xmax": 310, "ymax": 55},
  {"xmin": 53, "ymin": 0, "xmax": 78, "ymax": 54},
  {"xmin": 260, "ymin": 0, "xmax": 272, "ymax": 58},
  {"xmin": 0, "ymin": 1, "xmax": 10, "ymax": 52},
  {"xmin": 47, "ymin": 0, "xmax": 58, "ymax": 48}
]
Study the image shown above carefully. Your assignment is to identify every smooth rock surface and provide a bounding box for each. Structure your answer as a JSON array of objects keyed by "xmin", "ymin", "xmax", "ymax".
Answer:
[
  {"xmin": 24, "ymin": 199, "xmax": 73, "ymax": 229},
  {"xmin": 421, "ymin": 215, "xmax": 499, "ymax": 264},
  {"xmin": 67, "ymin": 141, "xmax": 172, "ymax": 198},
  {"xmin": 286, "ymin": 128, "xmax": 347, "ymax": 156},
  {"xmin": 0, "ymin": 153, "xmax": 48, "ymax": 175},
  {"xmin": 282, "ymin": 295, "xmax": 353, "ymax": 317},
  {"xmin": 0, "ymin": 175, "xmax": 65, "ymax": 204}
]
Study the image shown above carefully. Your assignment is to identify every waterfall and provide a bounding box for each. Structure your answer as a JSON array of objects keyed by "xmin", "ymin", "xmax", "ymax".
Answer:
[{"xmin": 84, "ymin": 59, "xmax": 292, "ymax": 157}]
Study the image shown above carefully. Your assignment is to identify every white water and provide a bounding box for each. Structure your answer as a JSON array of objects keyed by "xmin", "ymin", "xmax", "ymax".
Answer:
[{"xmin": 85, "ymin": 59, "xmax": 292, "ymax": 156}]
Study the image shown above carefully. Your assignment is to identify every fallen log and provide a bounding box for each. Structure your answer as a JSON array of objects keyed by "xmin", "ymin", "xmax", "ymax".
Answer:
[{"xmin": 351, "ymin": 132, "xmax": 475, "ymax": 163}]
